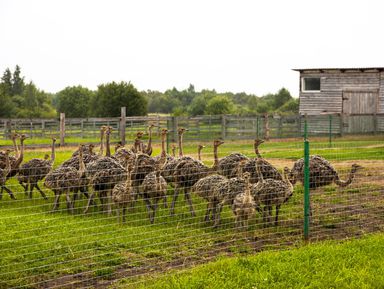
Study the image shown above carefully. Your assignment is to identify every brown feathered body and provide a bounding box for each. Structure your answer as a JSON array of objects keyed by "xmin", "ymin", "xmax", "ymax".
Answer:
[
  {"xmin": 141, "ymin": 171, "xmax": 168, "ymax": 223},
  {"xmin": 217, "ymin": 153, "xmax": 249, "ymax": 178},
  {"xmin": 232, "ymin": 173, "xmax": 256, "ymax": 229},
  {"xmin": 289, "ymin": 155, "xmax": 362, "ymax": 189},
  {"xmin": 251, "ymin": 164, "xmax": 294, "ymax": 226}
]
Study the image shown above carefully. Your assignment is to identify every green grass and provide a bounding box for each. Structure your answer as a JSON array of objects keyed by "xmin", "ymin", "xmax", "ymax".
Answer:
[
  {"xmin": 0, "ymin": 137, "xmax": 383, "ymax": 287},
  {"xmin": 125, "ymin": 233, "xmax": 384, "ymax": 289}
]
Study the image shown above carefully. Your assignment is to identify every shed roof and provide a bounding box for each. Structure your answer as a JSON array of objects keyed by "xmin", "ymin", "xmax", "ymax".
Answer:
[{"xmin": 293, "ymin": 67, "xmax": 384, "ymax": 73}]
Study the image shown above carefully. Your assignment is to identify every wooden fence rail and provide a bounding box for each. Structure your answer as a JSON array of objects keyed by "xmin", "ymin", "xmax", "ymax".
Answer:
[{"xmin": 1, "ymin": 109, "xmax": 384, "ymax": 146}]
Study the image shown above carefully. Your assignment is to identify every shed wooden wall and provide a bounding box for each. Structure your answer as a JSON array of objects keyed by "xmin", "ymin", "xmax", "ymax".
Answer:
[{"xmin": 299, "ymin": 71, "xmax": 383, "ymax": 115}]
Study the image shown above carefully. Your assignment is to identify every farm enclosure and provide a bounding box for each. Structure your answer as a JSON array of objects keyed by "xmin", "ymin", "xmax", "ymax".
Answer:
[{"xmin": 0, "ymin": 123, "xmax": 383, "ymax": 288}]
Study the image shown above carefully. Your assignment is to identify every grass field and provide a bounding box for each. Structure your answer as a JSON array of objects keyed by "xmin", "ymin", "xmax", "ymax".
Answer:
[
  {"xmin": 127, "ymin": 233, "xmax": 384, "ymax": 289},
  {"xmin": 0, "ymin": 136, "xmax": 383, "ymax": 288}
]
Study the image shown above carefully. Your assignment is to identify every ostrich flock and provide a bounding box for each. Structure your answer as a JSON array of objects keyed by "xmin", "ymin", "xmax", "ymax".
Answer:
[{"xmin": 0, "ymin": 126, "xmax": 363, "ymax": 229}]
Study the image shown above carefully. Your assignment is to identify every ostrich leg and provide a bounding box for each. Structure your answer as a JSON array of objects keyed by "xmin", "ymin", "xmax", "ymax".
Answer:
[
  {"xmin": 65, "ymin": 190, "xmax": 74, "ymax": 214},
  {"xmin": 274, "ymin": 204, "xmax": 281, "ymax": 226},
  {"xmin": 2, "ymin": 186, "xmax": 16, "ymax": 200},
  {"xmin": 170, "ymin": 186, "xmax": 180, "ymax": 216},
  {"xmin": 51, "ymin": 191, "xmax": 61, "ymax": 212},
  {"xmin": 33, "ymin": 183, "xmax": 48, "ymax": 200},
  {"xmin": 184, "ymin": 188, "xmax": 196, "ymax": 217}
]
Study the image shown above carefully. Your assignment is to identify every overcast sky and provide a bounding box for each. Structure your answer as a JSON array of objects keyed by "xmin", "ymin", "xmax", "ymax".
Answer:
[{"xmin": 1, "ymin": 0, "xmax": 383, "ymax": 97}]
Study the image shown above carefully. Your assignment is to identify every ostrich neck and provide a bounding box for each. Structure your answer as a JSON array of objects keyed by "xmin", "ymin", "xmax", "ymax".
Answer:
[
  {"xmin": 198, "ymin": 149, "xmax": 202, "ymax": 161},
  {"xmin": 125, "ymin": 170, "xmax": 132, "ymax": 190},
  {"xmin": 171, "ymin": 148, "xmax": 176, "ymax": 157},
  {"xmin": 106, "ymin": 133, "xmax": 111, "ymax": 157},
  {"xmin": 79, "ymin": 149, "xmax": 86, "ymax": 172},
  {"xmin": 211, "ymin": 145, "xmax": 219, "ymax": 172},
  {"xmin": 283, "ymin": 170, "xmax": 293, "ymax": 192},
  {"xmin": 254, "ymin": 143, "xmax": 262, "ymax": 158},
  {"xmin": 147, "ymin": 128, "xmax": 153, "ymax": 150},
  {"xmin": 12, "ymin": 138, "xmax": 19, "ymax": 158},
  {"xmin": 161, "ymin": 134, "xmax": 166, "ymax": 157},
  {"xmin": 99, "ymin": 132, "xmax": 105, "ymax": 156},
  {"xmin": 13, "ymin": 139, "xmax": 25, "ymax": 169},
  {"xmin": 178, "ymin": 133, "xmax": 184, "ymax": 157},
  {"xmin": 3, "ymin": 153, "xmax": 11, "ymax": 178},
  {"xmin": 334, "ymin": 167, "xmax": 356, "ymax": 187}
]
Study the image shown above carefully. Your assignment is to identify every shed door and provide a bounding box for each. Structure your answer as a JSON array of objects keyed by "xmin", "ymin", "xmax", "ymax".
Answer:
[{"xmin": 342, "ymin": 90, "xmax": 378, "ymax": 114}]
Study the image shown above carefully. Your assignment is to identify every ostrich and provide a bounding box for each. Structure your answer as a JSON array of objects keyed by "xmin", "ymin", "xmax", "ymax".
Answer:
[
  {"xmin": 112, "ymin": 161, "xmax": 135, "ymax": 223},
  {"xmin": 197, "ymin": 144, "xmax": 205, "ymax": 161},
  {"xmin": 141, "ymin": 163, "xmax": 168, "ymax": 223},
  {"xmin": 84, "ymin": 126, "xmax": 127, "ymax": 215},
  {"xmin": 130, "ymin": 152, "xmax": 157, "ymax": 206},
  {"xmin": 217, "ymin": 147, "xmax": 249, "ymax": 179},
  {"xmin": 0, "ymin": 133, "xmax": 19, "ymax": 170},
  {"xmin": 192, "ymin": 140, "xmax": 227, "ymax": 222},
  {"xmin": 152, "ymin": 128, "xmax": 173, "ymax": 165},
  {"xmin": 2, "ymin": 134, "xmax": 27, "ymax": 179},
  {"xmin": 232, "ymin": 172, "xmax": 256, "ymax": 229},
  {"xmin": 0, "ymin": 150, "xmax": 14, "ymax": 200},
  {"xmin": 161, "ymin": 128, "xmax": 194, "ymax": 185},
  {"xmin": 0, "ymin": 134, "xmax": 27, "ymax": 199},
  {"xmin": 44, "ymin": 144, "xmax": 87, "ymax": 213},
  {"xmin": 212, "ymin": 159, "xmax": 249, "ymax": 227},
  {"xmin": 288, "ymin": 155, "xmax": 363, "ymax": 189},
  {"xmin": 171, "ymin": 144, "xmax": 177, "ymax": 157},
  {"xmin": 143, "ymin": 124, "xmax": 157, "ymax": 156},
  {"xmin": 98, "ymin": 126, "xmax": 108, "ymax": 156},
  {"xmin": 251, "ymin": 160, "xmax": 294, "ymax": 226},
  {"xmin": 235, "ymin": 139, "xmax": 282, "ymax": 183},
  {"xmin": 10, "ymin": 132, "xmax": 20, "ymax": 158},
  {"xmin": 131, "ymin": 131, "xmax": 145, "ymax": 153},
  {"xmin": 17, "ymin": 137, "xmax": 56, "ymax": 199},
  {"xmin": 171, "ymin": 139, "xmax": 224, "ymax": 217}
]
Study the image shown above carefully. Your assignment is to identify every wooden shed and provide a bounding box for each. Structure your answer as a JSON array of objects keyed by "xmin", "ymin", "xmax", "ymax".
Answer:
[{"xmin": 293, "ymin": 67, "xmax": 384, "ymax": 133}]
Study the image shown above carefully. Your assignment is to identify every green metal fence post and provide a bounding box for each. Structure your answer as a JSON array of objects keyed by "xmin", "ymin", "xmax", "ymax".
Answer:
[{"xmin": 304, "ymin": 115, "xmax": 310, "ymax": 241}]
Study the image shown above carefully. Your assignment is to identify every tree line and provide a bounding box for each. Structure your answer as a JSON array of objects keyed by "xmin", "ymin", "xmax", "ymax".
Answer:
[{"xmin": 0, "ymin": 66, "xmax": 298, "ymax": 118}]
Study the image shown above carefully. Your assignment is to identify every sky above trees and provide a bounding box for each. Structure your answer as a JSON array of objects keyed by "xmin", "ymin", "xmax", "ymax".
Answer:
[{"xmin": 1, "ymin": 0, "xmax": 383, "ymax": 96}]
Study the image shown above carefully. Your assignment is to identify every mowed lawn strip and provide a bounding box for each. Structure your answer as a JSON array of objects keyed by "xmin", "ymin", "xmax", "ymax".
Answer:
[{"xmin": 127, "ymin": 233, "xmax": 384, "ymax": 289}]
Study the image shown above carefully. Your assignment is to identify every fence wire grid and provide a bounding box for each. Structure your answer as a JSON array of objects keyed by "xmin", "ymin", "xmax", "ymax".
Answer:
[{"xmin": 0, "ymin": 124, "xmax": 383, "ymax": 289}]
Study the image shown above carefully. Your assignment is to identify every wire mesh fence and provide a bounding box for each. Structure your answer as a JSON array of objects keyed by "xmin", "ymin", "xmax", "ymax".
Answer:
[{"xmin": 0, "ymin": 123, "xmax": 383, "ymax": 288}]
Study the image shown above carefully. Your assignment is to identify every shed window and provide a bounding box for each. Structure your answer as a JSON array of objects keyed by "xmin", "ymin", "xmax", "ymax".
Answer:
[{"xmin": 302, "ymin": 77, "xmax": 321, "ymax": 92}]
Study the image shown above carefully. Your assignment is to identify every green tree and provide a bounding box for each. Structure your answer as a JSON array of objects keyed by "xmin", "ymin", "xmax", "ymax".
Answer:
[
  {"xmin": 11, "ymin": 65, "xmax": 25, "ymax": 96},
  {"xmin": 0, "ymin": 85, "xmax": 14, "ymax": 117},
  {"xmin": 93, "ymin": 81, "xmax": 147, "ymax": 117},
  {"xmin": 205, "ymin": 95, "xmax": 234, "ymax": 115},
  {"xmin": 273, "ymin": 87, "xmax": 292, "ymax": 109},
  {"xmin": 278, "ymin": 98, "xmax": 299, "ymax": 115},
  {"xmin": 56, "ymin": 86, "xmax": 94, "ymax": 117},
  {"xmin": 1, "ymin": 68, "xmax": 13, "ymax": 96}
]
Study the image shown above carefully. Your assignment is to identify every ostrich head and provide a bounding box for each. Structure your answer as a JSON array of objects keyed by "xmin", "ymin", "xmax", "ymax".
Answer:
[
  {"xmin": 136, "ymin": 131, "xmax": 144, "ymax": 139},
  {"xmin": 161, "ymin": 128, "xmax": 168, "ymax": 135},
  {"xmin": 254, "ymin": 138, "xmax": 265, "ymax": 146},
  {"xmin": 89, "ymin": 144, "xmax": 95, "ymax": 154},
  {"xmin": 351, "ymin": 164, "xmax": 363, "ymax": 173},
  {"xmin": 177, "ymin": 127, "xmax": 188, "ymax": 135},
  {"xmin": 20, "ymin": 134, "xmax": 28, "ymax": 141},
  {"xmin": 213, "ymin": 139, "xmax": 224, "ymax": 147}
]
